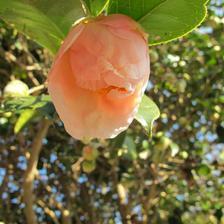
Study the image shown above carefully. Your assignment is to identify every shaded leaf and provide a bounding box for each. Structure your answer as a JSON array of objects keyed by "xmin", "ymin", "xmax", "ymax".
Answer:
[
  {"xmin": 0, "ymin": 0, "xmax": 84, "ymax": 53},
  {"xmin": 110, "ymin": 131, "xmax": 126, "ymax": 148},
  {"xmin": 123, "ymin": 135, "xmax": 137, "ymax": 160},
  {"xmin": 84, "ymin": 0, "xmax": 109, "ymax": 16},
  {"xmin": 2, "ymin": 95, "xmax": 55, "ymax": 119}
]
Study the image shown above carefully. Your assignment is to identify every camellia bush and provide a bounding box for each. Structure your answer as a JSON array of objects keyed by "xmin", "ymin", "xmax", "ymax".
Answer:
[{"xmin": 0, "ymin": 0, "xmax": 224, "ymax": 223}]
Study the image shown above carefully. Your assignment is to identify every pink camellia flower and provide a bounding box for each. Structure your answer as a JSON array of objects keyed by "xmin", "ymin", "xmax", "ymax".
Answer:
[{"xmin": 48, "ymin": 14, "xmax": 150, "ymax": 140}]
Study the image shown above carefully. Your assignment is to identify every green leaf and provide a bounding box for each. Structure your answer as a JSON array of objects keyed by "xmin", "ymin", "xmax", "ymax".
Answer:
[
  {"xmin": 135, "ymin": 95, "xmax": 160, "ymax": 136},
  {"xmin": 0, "ymin": 0, "xmax": 84, "ymax": 54},
  {"xmin": 84, "ymin": 0, "xmax": 110, "ymax": 16},
  {"xmin": 22, "ymin": 0, "xmax": 84, "ymax": 35},
  {"xmin": 14, "ymin": 109, "xmax": 37, "ymax": 133},
  {"xmin": 110, "ymin": 132, "xmax": 126, "ymax": 157},
  {"xmin": 108, "ymin": 0, "xmax": 208, "ymax": 45},
  {"xmin": 2, "ymin": 95, "xmax": 55, "ymax": 119}
]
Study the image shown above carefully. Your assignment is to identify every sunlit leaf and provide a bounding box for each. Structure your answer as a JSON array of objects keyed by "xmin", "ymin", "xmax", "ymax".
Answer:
[
  {"xmin": 170, "ymin": 142, "xmax": 179, "ymax": 157},
  {"xmin": 108, "ymin": 0, "xmax": 208, "ymax": 45},
  {"xmin": 135, "ymin": 95, "xmax": 160, "ymax": 137},
  {"xmin": 14, "ymin": 109, "xmax": 37, "ymax": 133}
]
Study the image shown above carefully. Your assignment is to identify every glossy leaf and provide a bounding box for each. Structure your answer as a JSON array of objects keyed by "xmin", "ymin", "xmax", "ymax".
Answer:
[
  {"xmin": 0, "ymin": 0, "xmax": 84, "ymax": 53},
  {"xmin": 108, "ymin": 0, "xmax": 208, "ymax": 45},
  {"xmin": 135, "ymin": 95, "xmax": 160, "ymax": 136},
  {"xmin": 22, "ymin": 0, "xmax": 84, "ymax": 35}
]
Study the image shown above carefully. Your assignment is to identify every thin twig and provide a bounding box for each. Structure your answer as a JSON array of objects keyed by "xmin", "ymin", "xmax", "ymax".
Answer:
[
  {"xmin": 28, "ymin": 83, "xmax": 47, "ymax": 95},
  {"xmin": 27, "ymin": 71, "xmax": 40, "ymax": 86},
  {"xmin": 37, "ymin": 200, "xmax": 60, "ymax": 224}
]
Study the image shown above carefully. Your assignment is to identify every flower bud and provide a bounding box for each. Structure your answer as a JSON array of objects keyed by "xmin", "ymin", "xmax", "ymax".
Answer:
[
  {"xmin": 48, "ymin": 14, "xmax": 150, "ymax": 139},
  {"xmin": 4, "ymin": 80, "xmax": 29, "ymax": 97}
]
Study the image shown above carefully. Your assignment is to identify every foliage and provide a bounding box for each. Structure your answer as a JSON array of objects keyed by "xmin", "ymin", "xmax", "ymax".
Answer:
[
  {"xmin": 136, "ymin": 95, "xmax": 160, "ymax": 136},
  {"xmin": 83, "ymin": 0, "xmax": 110, "ymax": 16},
  {"xmin": 0, "ymin": 0, "xmax": 208, "ymax": 50},
  {"xmin": 108, "ymin": 0, "xmax": 209, "ymax": 45}
]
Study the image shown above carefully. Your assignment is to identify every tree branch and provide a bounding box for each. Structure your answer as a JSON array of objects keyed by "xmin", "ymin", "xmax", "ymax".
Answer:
[
  {"xmin": 22, "ymin": 119, "xmax": 51, "ymax": 224},
  {"xmin": 37, "ymin": 200, "xmax": 60, "ymax": 224}
]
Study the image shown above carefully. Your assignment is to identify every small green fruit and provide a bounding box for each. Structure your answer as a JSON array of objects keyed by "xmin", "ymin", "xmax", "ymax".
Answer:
[
  {"xmin": 176, "ymin": 79, "xmax": 187, "ymax": 93},
  {"xmin": 3, "ymin": 112, "xmax": 13, "ymax": 118},
  {"xmin": 150, "ymin": 51, "xmax": 159, "ymax": 63},
  {"xmin": 179, "ymin": 117, "xmax": 188, "ymax": 125},
  {"xmin": 165, "ymin": 73, "xmax": 176, "ymax": 83},
  {"xmin": 155, "ymin": 136, "xmax": 171, "ymax": 151},
  {"xmin": 82, "ymin": 160, "xmax": 96, "ymax": 173}
]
